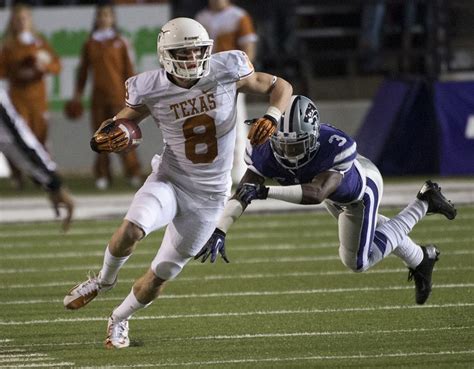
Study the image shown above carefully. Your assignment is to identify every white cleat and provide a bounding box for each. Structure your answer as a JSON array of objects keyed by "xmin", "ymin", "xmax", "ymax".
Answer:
[
  {"xmin": 63, "ymin": 272, "xmax": 116, "ymax": 310},
  {"xmin": 105, "ymin": 316, "xmax": 130, "ymax": 349}
]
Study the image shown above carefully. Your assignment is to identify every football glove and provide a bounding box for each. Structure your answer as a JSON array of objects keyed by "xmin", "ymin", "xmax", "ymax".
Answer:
[
  {"xmin": 236, "ymin": 183, "xmax": 269, "ymax": 205},
  {"xmin": 194, "ymin": 228, "xmax": 229, "ymax": 263},
  {"xmin": 90, "ymin": 119, "xmax": 129, "ymax": 153},
  {"xmin": 247, "ymin": 115, "xmax": 278, "ymax": 146}
]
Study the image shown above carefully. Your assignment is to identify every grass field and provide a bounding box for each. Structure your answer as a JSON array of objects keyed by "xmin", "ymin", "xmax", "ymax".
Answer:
[{"xmin": 0, "ymin": 206, "xmax": 473, "ymax": 368}]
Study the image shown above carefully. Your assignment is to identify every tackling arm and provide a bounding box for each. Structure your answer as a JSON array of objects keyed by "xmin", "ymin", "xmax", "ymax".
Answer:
[
  {"xmin": 218, "ymin": 169, "xmax": 265, "ymax": 232},
  {"xmin": 194, "ymin": 169, "xmax": 264, "ymax": 263},
  {"xmin": 301, "ymin": 171, "xmax": 343, "ymax": 204},
  {"xmin": 237, "ymin": 170, "xmax": 343, "ymax": 206}
]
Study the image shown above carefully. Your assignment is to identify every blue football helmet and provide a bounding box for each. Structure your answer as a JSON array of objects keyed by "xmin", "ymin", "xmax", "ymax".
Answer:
[{"xmin": 270, "ymin": 95, "xmax": 320, "ymax": 169}]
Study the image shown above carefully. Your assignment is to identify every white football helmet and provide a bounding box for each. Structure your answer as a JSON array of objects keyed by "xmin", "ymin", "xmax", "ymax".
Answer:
[
  {"xmin": 157, "ymin": 17, "xmax": 214, "ymax": 79},
  {"xmin": 270, "ymin": 95, "xmax": 321, "ymax": 169}
]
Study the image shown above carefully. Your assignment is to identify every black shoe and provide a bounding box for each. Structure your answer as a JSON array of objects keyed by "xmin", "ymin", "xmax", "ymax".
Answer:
[
  {"xmin": 417, "ymin": 180, "xmax": 457, "ymax": 220},
  {"xmin": 408, "ymin": 245, "xmax": 440, "ymax": 305}
]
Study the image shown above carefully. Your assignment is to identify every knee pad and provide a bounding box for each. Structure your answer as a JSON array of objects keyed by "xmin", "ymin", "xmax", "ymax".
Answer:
[
  {"xmin": 338, "ymin": 246, "xmax": 363, "ymax": 273},
  {"xmin": 151, "ymin": 260, "xmax": 184, "ymax": 281}
]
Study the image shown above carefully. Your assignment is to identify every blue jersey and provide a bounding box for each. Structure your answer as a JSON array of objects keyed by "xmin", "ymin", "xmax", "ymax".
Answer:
[{"xmin": 245, "ymin": 124, "xmax": 364, "ymax": 204}]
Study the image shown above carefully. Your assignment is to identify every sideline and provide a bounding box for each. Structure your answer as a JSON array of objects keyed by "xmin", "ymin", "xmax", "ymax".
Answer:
[{"xmin": 0, "ymin": 180, "xmax": 472, "ymax": 223}]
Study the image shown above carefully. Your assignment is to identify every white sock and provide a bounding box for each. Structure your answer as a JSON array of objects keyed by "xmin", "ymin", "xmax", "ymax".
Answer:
[
  {"xmin": 375, "ymin": 199, "xmax": 427, "ymax": 248},
  {"xmin": 99, "ymin": 246, "xmax": 131, "ymax": 285},
  {"xmin": 392, "ymin": 236, "xmax": 424, "ymax": 269},
  {"xmin": 112, "ymin": 289, "xmax": 148, "ymax": 321}
]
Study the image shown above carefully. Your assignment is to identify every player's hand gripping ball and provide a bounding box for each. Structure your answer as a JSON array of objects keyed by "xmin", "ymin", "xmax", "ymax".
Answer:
[{"xmin": 90, "ymin": 119, "xmax": 142, "ymax": 153}]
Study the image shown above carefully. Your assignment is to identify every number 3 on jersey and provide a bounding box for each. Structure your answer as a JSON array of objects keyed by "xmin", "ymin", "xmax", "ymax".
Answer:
[
  {"xmin": 328, "ymin": 134, "xmax": 347, "ymax": 146},
  {"xmin": 183, "ymin": 114, "xmax": 218, "ymax": 164}
]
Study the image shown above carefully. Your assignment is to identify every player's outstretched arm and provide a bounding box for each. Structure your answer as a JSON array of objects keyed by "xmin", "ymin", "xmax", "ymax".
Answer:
[
  {"xmin": 195, "ymin": 170, "xmax": 265, "ymax": 264},
  {"xmin": 238, "ymin": 171, "xmax": 344, "ymax": 206},
  {"xmin": 301, "ymin": 171, "xmax": 343, "ymax": 204}
]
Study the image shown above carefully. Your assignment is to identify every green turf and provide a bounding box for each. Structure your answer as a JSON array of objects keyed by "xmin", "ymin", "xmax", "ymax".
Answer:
[{"xmin": 0, "ymin": 207, "xmax": 473, "ymax": 368}]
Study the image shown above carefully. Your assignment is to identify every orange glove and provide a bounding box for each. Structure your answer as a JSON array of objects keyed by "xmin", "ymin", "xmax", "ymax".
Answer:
[
  {"xmin": 90, "ymin": 119, "xmax": 129, "ymax": 153},
  {"xmin": 247, "ymin": 115, "xmax": 278, "ymax": 146}
]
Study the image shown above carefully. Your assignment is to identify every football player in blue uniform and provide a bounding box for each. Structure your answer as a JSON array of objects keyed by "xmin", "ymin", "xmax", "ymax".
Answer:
[{"xmin": 196, "ymin": 95, "xmax": 457, "ymax": 305}]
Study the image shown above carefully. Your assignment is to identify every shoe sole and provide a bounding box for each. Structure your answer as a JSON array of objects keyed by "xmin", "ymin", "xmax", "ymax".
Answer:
[{"xmin": 104, "ymin": 338, "xmax": 130, "ymax": 349}]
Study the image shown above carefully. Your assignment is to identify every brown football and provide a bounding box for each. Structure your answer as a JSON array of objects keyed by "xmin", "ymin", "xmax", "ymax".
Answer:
[
  {"xmin": 116, "ymin": 119, "xmax": 142, "ymax": 150},
  {"xmin": 64, "ymin": 99, "xmax": 84, "ymax": 120}
]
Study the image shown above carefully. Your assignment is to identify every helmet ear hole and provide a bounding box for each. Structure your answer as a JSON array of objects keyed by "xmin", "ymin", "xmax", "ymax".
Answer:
[{"xmin": 157, "ymin": 17, "xmax": 214, "ymax": 79}]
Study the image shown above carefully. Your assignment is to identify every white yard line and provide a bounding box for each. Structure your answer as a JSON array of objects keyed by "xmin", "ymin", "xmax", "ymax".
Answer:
[
  {"xmin": 1, "ymin": 249, "xmax": 473, "ymax": 274},
  {"xmin": 2, "ymin": 266, "xmax": 472, "ymax": 290},
  {"xmin": 0, "ymin": 326, "xmax": 470, "ymax": 349},
  {"xmin": 1, "ymin": 290, "xmax": 473, "ymax": 309},
  {"xmin": 1, "ymin": 243, "xmax": 473, "ymax": 261},
  {"xmin": 0, "ymin": 220, "xmax": 471, "ymax": 239},
  {"xmin": 0, "ymin": 223, "xmax": 471, "ymax": 249},
  {"xmin": 0, "ymin": 361, "xmax": 74, "ymax": 368},
  {"xmin": 60, "ymin": 350, "xmax": 474, "ymax": 368},
  {"xmin": 0, "ymin": 303, "xmax": 474, "ymax": 320}
]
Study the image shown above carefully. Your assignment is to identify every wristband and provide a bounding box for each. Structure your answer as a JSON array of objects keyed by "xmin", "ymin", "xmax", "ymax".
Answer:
[
  {"xmin": 217, "ymin": 199, "xmax": 244, "ymax": 233},
  {"xmin": 267, "ymin": 185, "xmax": 303, "ymax": 204},
  {"xmin": 265, "ymin": 106, "xmax": 282, "ymax": 123}
]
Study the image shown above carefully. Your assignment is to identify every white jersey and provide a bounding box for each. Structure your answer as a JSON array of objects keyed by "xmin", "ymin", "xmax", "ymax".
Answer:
[{"xmin": 125, "ymin": 50, "xmax": 254, "ymax": 194}]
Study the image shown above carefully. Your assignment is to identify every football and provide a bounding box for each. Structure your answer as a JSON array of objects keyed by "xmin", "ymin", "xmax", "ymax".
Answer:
[{"xmin": 116, "ymin": 118, "xmax": 143, "ymax": 151}]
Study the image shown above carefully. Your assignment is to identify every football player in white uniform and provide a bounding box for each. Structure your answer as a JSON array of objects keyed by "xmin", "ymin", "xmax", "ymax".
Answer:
[
  {"xmin": 197, "ymin": 95, "xmax": 457, "ymax": 305},
  {"xmin": 63, "ymin": 17, "xmax": 292, "ymax": 349}
]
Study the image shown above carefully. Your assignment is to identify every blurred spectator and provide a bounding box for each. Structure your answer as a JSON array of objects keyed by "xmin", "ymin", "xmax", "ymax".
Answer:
[
  {"xmin": 196, "ymin": 0, "xmax": 257, "ymax": 183},
  {"xmin": 0, "ymin": 87, "xmax": 74, "ymax": 232},
  {"xmin": 359, "ymin": 0, "xmax": 386, "ymax": 73},
  {"xmin": 237, "ymin": 0, "xmax": 297, "ymax": 76},
  {"xmin": 359, "ymin": 0, "xmax": 419, "ymax": 74},
  {"xmin": 66, "ymin": 3, "xmax": 142, "ymax": 190},
  {"xmin": 0, "ymin": 3, "xmax": 61, "ymax": 189},
  {"xmin": 171, "ymin": 0, "xmax": 207, "ymax": 18}
]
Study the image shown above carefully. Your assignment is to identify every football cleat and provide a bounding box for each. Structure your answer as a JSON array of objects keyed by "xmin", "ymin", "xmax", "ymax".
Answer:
[
  {"xmin": 408, "ymin": 245, "xmax": 440, "ymax": 305},
  {"xmin": 105, "ymin": 316, "xmax": 130, "ymax": 349},
  {"xmin": 416, "ymin": 180, "xmax": 457, "ymax": 220},
  {"xmin": 63, "ymin": 272, "xmax": 116, "ymax": 310}
]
